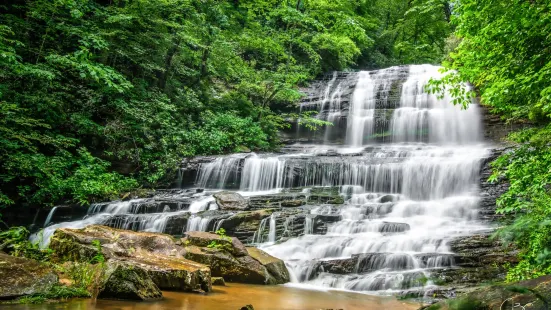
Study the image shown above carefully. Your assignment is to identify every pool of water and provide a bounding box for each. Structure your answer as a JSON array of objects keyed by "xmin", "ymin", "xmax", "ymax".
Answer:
[{"xmin": 3, "ymin": 284, "xmax": 417, "ymax": 310}]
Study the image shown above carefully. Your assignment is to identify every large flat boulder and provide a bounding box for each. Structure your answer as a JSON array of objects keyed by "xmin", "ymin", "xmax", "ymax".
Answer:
[
  {"xmin": 49, "ymin": 225, "xmax": 212, "ymax": 294},
  {"xmin": 213, "ymin": 191, "xmax": 249, "ymax": 211},
  {"xmin": 50, "ymin": 225, "xmax": 186, "ymax": 262},
  {"xmin": 126, "ymin": 251, "xmax": 211, "ymax": 293},
  {"xmin": 98, "ymin": 259, "xmax": 162, "ymax": 301},
  {"xmin": 0, "ymin": 252, "xmax": 58, "ymax": 299}
]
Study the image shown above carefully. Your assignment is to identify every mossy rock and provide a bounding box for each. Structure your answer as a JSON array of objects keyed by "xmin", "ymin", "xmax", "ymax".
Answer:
[
  {"xmin": 183, "ymin": 245, "xmax": 288, "ymax": 285},
  {"xmin": 0, "ymin": 252, "xmax": 58, "ymax": 299},
  {"xmin": 98, "ymin": 259, "xmax": 162, "ymax": 301},
  {"xmin": 48, "ymin": 225, "xmax": 212, "ymax": 295},
  {"xmin": 183, "ymin": 231, "xmax": 248, "ymax": 257}
]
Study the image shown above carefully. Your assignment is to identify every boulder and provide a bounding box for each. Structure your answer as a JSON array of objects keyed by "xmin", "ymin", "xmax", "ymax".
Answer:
[
  {"xmin": 184, "ymin": 231, "xmax": 248, "ymax": 257},
  {"xmin": 49, "ymin": 225, "xmax": 212, "ymax": 294},
  {"xmin": 246, "ymin": 247, "xmax": 290, "ymax": 284},
  {"xmin": 212, "ymin": 277, "xmax": 226, "ymax": 286},
  {"xmin": 98, "ymin": 259, "xmax": 162, "ymax": 301},
  {"xmin": 0, "ymin": 252, "xmax": 58, "ymax": 299},
  {"xmin": 218, "ymin": 209, "xmax": 275, "ymax": 244},
  {"xmin": 183, "ymin": 240, "xmax": 290, "ymax": 285},
  {"xmin": 122, "ymin": 252, "xmax": 211, "ymax": 293},
  {"xmin": 213, "ymin": 191, "xmax": 249, "ymax": 211}
]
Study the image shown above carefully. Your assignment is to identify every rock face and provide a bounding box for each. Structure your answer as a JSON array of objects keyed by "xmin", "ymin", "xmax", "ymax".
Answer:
[
  {"xmin": 182, "ymin": 231, "xmax": 290, "ymax": 285},
  {"xmin": 0, "ymin": 252, "xmax": 58, "ymax": 299},
  {"xmin": 99, "ymin": 259, "xmax": 162, "ymax": 301},
  {"xmin": 213, "ymin": 191, "xmax": 249, "ymax": 211},
  {"xmin": 50, "ymin": 225, "xmax": 212, "ymax": 294},
  {"xmin": 430, "ymin": 233, "xmax": 518, "ymax": 288},
  {"xmin": 425, "ymin": 275, "xmax": 551, "ymax": 310}
]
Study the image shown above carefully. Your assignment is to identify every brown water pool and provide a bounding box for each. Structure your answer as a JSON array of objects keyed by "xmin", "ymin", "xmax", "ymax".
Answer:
[{"xmin": 1, "ymin": 284, "xmax": 417, "ymax": 310}]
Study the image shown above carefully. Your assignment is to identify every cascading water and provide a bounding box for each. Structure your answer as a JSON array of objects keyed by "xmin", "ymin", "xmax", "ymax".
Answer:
[
  {"xmin": 195, "ymin": 65, "xmax": 490, "ymax": 294},
  {"xmin": 33, "ymin": 64, "xmax": 491, "ymax": 296}
]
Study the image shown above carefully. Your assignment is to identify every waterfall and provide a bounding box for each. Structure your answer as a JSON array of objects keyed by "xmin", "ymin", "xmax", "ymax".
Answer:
[
  {"xmin": 268, "ymin": 213, "xmax": 277, "ymax": 243},
  {"xmin": 304, "ymin": 216, "xmax": 314, "ymax": 235},
  {"xmin": 34, "ymin": 64, "xmax": 490, "ymax": 296},
  {"xmin": 187, "ymin": 215, "xmax": 212, "ymax": 232},
  {"xmin": 253, "ymin": 216, "xmax": 271, "ymax": 244},
  {"xmin": 224, "ymin": 64, "xmax": 489, "ymax": 294},
  {"xmin": 43, "ymin": 206, "xmax": 58, "ymax": 227}
]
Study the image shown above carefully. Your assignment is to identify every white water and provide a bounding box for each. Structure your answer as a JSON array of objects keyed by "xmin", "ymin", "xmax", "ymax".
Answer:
[{"xmin": 32, "ymin": 195, "xmax": 214, "ymax": 248}]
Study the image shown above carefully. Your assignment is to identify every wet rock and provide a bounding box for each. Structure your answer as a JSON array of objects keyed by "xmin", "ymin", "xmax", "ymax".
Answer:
[
  {"xmin": 218, "ymin": 209, "xmax": 275, "ymax": 244},
  {"xmin": 212, "ymin": 277, "xmax": 226, "ymax": 286},
  {"xmin": 280, "ymin": 200, "xmax": 305, "ymax": 207},
  {"xmin": 98, "ymin": 259, "xmax": 162, "ymax": 301},
  {"xmin": 246, "ymin": 247, "xmax": 290, "ymax": 284},
  {"xmin": 49, "ymin": 225, "xmax": 212, "ymax": 294},
  {"xmin": 429, "ymin": 234, "xmax": 518, "ymax": 286},
  {"xmin": 378, "ymin": 194, "xmax": 398, "ymax": 203},
  {"xmin": 182, "ymin": 232, "xmax": 289, "ymax": 285},
  {"xmin": 320, "ymin": 257, "xmax": 358, "ymax": 274},
  {"xmin": 214, "ymin": 191, "xmax": 249, "ymax": 211},
  {"xmin": 0, "ymin": 252, "xmax": 58, "ymax": 299}
]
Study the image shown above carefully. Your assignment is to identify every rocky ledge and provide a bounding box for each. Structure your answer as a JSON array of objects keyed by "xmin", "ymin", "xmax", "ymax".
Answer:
[
  {"xmin": 0, "ymin": 224, "xmax": 289, "ymax": 301},
  {"xmin": 423, "ymin": 274, "xmax": 551, "ymax": 310}
]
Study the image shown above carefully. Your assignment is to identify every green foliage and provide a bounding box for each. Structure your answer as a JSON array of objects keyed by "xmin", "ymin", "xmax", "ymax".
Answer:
[
  {"xmin": 0, "ymin": 227, "xmax": 51, "ymax": 260},
  {"xmin": 488, "ymin": 126, "xmax": 551, "ymax": 281},
  {"xmin": 446, "ymin": 297, "xmax": 488, "ymax": 310},
  {"xmin": 90, "ymin": 239, "xmax": 105, "ymax": 264},
  {"xmin": 445, "ymin": 0, "xmax": 551, "ymax": 122},
  {"xmin": 207, "ymin": 228, "xmax": 233, "ymax": 252},
  {"xmin": 4, "ymin": 285, "xmax": 90, "ymax": 304},
  {"xmin": 434, "ymin": 0, "xmax": 551, "ymax": 282}
]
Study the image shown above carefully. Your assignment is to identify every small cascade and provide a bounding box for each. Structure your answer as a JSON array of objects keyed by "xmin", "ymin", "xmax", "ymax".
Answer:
[
  {"xmin": 32, "ymin": 191, "xmax": 211, "ymax": 248},
  {"xmin": 43, "ymin": 206, "xmax": 58, "ymax": 227},
  {"xmin": 268, "ymin": 213, "xmax": 277, "ymax": 243},
  {"xmin": 253, "ymin": 217, "xmax": 268, "ymax": 244},
  {"xmin": 187, "ymin": 215, "xmax": 212, "ymax": 232},
  {"xmin": 304, "ymin": 215, "xmax": 314, "ymax": 235}
]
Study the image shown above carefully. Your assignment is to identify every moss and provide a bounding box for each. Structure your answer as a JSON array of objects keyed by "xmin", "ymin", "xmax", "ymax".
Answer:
[{"xmin": 447, "ymin": 297, "xmax": 489, "ymax": 310}]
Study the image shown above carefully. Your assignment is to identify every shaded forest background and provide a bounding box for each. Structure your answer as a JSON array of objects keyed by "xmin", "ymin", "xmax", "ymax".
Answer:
[{"xmin": 1, "ymin": 0, "xmax": 551, "ymax": 281}]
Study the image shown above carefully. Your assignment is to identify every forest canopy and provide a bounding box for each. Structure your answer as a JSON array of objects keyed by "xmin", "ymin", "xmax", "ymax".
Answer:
[
  {"xmin": 0, "ymin": 0, "xmax": 451, "ymax": 210},
  {"xmin": 443, "ymin": 0, "xmax": 551, "ymax": 281}
]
